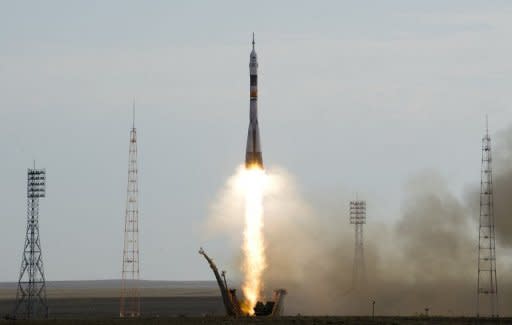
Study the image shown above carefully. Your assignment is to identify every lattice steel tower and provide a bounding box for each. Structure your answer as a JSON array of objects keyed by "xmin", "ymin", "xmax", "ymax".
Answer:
[
  {"xmin": 350, "ymin": 200, "xmax": 366, "ymax": 291},
  {"xmin": 13, "ymin": 167, "xmax": 48, "ymax": 319},
  {"xmin": 477, "ymin": 119, "xmax": 498, "ymax": 318},
  {"xmin": 120, "ymin": 108, "xmax": 140, "ymax": 317}
]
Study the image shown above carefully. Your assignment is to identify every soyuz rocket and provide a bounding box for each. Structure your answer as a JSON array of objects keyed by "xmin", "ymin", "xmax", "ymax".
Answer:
[{"xmin": 245, "ymin": 33, "xmax": 264, "ymax": 169}]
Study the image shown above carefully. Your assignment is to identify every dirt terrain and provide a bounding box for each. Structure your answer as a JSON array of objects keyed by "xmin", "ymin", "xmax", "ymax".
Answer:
[
  {"xmin": 0, "ymin": 316, "xmax": 508, "ymax": 324},
  {"xmin": 0, "ymin": 281, "xmax": 508, "ymax": 323},
  {"xmin": 0, "ymin": 297, "xmax": 223, "ymax": 319},
  {"xmin": 0, "ymin": 281, "xmax": 223, "ymax": 318}
]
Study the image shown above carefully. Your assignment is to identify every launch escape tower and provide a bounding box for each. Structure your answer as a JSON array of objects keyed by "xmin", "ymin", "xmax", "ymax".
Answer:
[
  {"xmin": 477, "ymin": 120, "xmax": 498, "ymax": 318},
  {"xmin": 350, "ymin": 200, "xmax": 366, "ymax": 292},
  {"xmin": 120, "ymin": 108, "xmax": 141, "ymax": 317},
  {"xmin": 13, "ymin": 167, "xmax": 48, "ymax": 319}
]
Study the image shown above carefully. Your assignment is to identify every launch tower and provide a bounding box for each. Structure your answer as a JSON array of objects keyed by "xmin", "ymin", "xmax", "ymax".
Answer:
[
  {"xmin": 120, "ymin": 108, "xmax": 141, "ymax": 317},
  {"xmin": 13, "ymin": 166, "xmax": 48, "ymax": 319},
  {"xmin": 477, "ymin": 119, "xmax": 498, "ymax": 318}
]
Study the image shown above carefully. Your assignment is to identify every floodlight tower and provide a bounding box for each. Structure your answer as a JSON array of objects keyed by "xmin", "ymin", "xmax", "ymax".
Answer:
[
  {"xmin": 350, "ymin": 200, "xmax": 366, "ymax": 292},
  {"xmin": 477, "ymin": 119, "xmax": 498, "ymax": 318},
  {"xmin": 120, "ymin": 106, "xmax": 141, "ymax": 317},
  {"xmin": 13, "ymin": 167, "xmax": 48, "ymax": 319}
]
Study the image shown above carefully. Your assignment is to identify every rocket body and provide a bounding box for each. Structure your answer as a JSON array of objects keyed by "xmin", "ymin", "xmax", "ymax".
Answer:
[{"xmin": 245, "ymin": 37, "xmax": 264, "ymax": 169}]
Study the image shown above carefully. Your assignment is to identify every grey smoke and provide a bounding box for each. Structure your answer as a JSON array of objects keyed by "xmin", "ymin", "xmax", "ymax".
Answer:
[
  {"xmin": 205, "ymin": 129, "xmax": 512, "ymax": 316},
  {"xmin": 493, "ymin": 125, "xmax": 512, "ymax": 249}
]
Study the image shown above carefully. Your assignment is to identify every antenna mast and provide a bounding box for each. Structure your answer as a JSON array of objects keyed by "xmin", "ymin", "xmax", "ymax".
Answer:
[
  {"xmin": 477, "ymin": 118, "xmax": 499, "ymax": 318},
  {"xmin": 120, "ymin": 106, "xmax": 141, "ymax": 317}
]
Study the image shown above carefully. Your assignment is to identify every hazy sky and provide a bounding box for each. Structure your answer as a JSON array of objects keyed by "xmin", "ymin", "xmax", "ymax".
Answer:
[{"xmin": 0, "ymin": 1, "xmax": 511, "ymax": 281}]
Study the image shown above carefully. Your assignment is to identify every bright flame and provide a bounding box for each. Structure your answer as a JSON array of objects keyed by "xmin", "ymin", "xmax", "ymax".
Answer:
[{"xmin": 239, "ymin": 166, "xmax": 267, "ymax": 315}]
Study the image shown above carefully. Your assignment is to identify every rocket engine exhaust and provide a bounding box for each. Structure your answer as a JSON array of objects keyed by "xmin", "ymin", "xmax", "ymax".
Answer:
[{"xmin": 241, "ymin": 168, "xmax": 266, "ymax": 314}]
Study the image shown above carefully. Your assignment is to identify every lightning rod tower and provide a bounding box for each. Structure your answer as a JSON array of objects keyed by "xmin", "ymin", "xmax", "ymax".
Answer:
[
  {"xmin": 13, "ymin": 166, "xmax": 48, "ymax": 319},
  {"xmin": 120, "ymin": 105, "xmax": 141, "ymax": 317},
  {"xmin": 350, "ymin": 200, "xmax": 366, "ymax": 292},
  {"xmin": 477, "ymin": 118, "xmax": 498, "ymax": 318}
]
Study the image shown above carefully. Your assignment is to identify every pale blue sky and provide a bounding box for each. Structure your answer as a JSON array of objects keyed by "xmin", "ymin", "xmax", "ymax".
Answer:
[{"xmin": 0, "ymin": 1, "xmax": 511, "ymax": 281}]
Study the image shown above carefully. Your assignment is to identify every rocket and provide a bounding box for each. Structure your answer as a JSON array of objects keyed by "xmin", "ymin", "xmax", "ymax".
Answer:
[{"xmin": 245, "ymin": 33, "xmax": 264, "ymax": 169}]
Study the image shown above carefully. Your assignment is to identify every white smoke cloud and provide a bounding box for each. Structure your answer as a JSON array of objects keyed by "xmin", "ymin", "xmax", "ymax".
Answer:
[{"xmin": 205, "ymin": 164, "xmax": 512, "ymax": 316}]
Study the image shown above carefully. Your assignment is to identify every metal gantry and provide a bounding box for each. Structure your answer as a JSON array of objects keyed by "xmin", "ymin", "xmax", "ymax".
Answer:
[
  {"xmin": 350, "ymin": 200, "xmax": 366, "ymax": 292},
  {"xmin": 477, "ymin": 120, "xmax": 498, "ymax": 318},
  {"xmin": 13, "ymin": 168, "xmax": 48, "ymax": 319},
  {"xmin": 120, "ymin": 109, "xmax": 141, "ymax": 317}
]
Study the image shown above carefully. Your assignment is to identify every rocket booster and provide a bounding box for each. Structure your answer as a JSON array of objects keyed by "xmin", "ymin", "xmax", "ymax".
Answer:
[{"xmin": 245, "ymin": 34, "xmax": 264, "ymax": 169}]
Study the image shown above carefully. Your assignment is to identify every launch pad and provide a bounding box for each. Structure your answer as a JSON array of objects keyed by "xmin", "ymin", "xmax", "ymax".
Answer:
[{"xmin": 198, "ymin": 248, "xmax": 286, "ymax": 317}]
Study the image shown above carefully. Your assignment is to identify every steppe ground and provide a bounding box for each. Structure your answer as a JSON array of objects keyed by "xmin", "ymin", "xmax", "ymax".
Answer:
[
  {"xmin": 0, "ymin": 281, "xmax": 508, "ymax": 324},
  {"xmin": 0, "ymin": 280, "xmax": 224, "ymax": 318},
  {"xmin": 0, "ymin": 316, "xmax": 509, "ymax": 324}
]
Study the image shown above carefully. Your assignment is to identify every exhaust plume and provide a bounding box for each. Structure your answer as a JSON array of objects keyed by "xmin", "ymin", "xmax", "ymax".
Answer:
[{"xmin": 240, "ymin": 167, "xmax": 267, "ymax": 314}]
